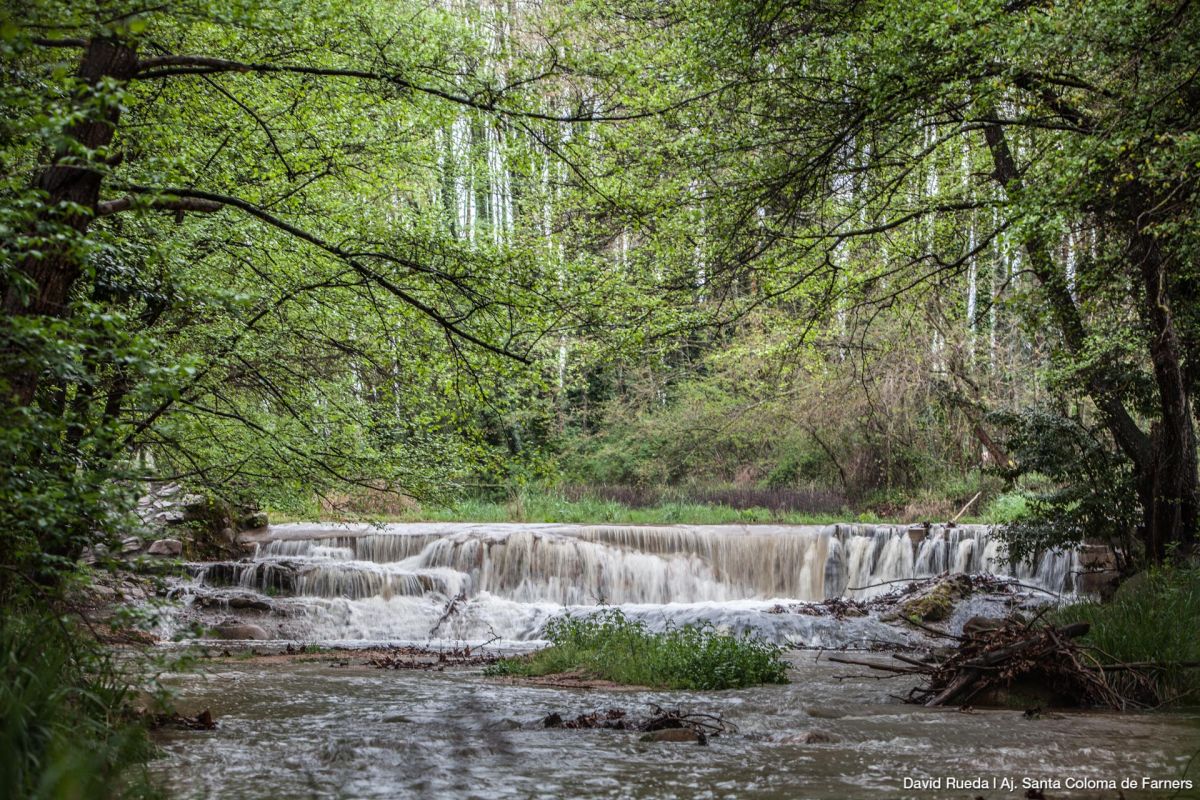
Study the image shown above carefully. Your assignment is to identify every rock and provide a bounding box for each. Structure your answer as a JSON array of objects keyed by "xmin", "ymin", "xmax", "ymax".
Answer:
[
  {"xmin": 181, "ymin": 493, "xmax": 207, "ymax": 509},
  {"xmin": 219, "ymin": 526, "xmax": 237, "ymax": 544},
  {"xmin": 155, "ymin": 509, "xmax": 186, "ymax": 525},
  {"xmin": 240, "ymin": 511, "xmax": 269, "ymax": 531},
  {"xmin": 121, "ymin": 536, "xmax": 143, "ymax": 553},
  {"xmin": 210, "ymin": 622, "xmax": 271, "ymax": 641},
  {"xmin": 639, "ymin": 728, "xmax": 704, "ymax": 744},
  {"xmin": 783, "ymin": 730, "xmax": 836, "ymax": 744},
  {"xmin": 147, "ymin": 538, "xmax": 183, "ymax": 557},
  {"xmin": 901, "ymin": 575, "xmax": 973, "ymax": 622},
  {"xmin": 228, "ymin": 595, "xmax": 272, "ymax": 612},
  {"xmin": 804, "ymin": 706, "xmax": 846, "ymax": 720},
  {"xmin": 962, "ymin": 616, "xmax": 1006, "ymax": 636}
]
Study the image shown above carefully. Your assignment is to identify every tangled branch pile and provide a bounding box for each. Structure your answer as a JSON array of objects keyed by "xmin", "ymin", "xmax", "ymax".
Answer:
[
  {"xmin": 368, "ymin": 644, "xmax": 498, "ymax": 671},
  {"xmin": 839, "ymin": 616, "xmax": 1199, "ymax": 710}
]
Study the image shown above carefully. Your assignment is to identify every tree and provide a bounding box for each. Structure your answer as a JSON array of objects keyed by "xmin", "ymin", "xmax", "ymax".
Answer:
[
  {"xmin": 0, "ymin": 0, "xmax": 645, "ymax": 589},
  {"xmin": 610, "ymin": 0, "xmax": 1199, "ymax": 560}
]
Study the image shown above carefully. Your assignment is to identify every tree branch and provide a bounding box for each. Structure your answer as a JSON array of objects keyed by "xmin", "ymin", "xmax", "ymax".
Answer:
[
  {"xmin": 133, "ymin": 54, "xmax": 722, "ymax": 123},
  {"xmin": 118, "ymin": 184, "xmax": 530, "ymax": 363},
  {"xmin": 96, "ymin": 195, "xmax": 225, "ymax": 216}
]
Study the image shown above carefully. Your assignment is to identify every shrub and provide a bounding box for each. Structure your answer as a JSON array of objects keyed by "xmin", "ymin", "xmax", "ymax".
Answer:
[
  {"xmin": 1050, "ymin": 564, "xmax": 1200, "ymax": 706},
  {"xmin": 484, "ymin": 609, "xmax": 789, "ymax": 690},
  {"xmin": 0, "ymin": 610, "xmax": 162, "ymax": 799}
]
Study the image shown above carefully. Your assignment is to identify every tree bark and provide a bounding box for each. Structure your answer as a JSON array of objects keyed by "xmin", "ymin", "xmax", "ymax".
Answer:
[
  {"xmin": 1131, "ymin": 226, "xmax": 1198, "ymax": 558},
  {"xmin": 2, "ymin": 37, "xmax": 138, "ymax": 405}
]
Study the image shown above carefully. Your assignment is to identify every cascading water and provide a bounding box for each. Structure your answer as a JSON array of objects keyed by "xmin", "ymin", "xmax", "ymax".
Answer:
[{"xmin": 170, "ymin": 522, "xmax": 1077, "ymax": 648}]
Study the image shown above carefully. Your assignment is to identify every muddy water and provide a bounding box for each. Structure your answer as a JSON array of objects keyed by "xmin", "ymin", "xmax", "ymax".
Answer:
[{"xmin": 152, "ymin": 654, "xmax": 1199, "ymax": 800}]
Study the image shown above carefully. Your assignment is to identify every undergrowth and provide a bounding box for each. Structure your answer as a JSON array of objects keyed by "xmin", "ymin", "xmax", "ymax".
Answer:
[
  {"xmin": 483, "ymin": 609, "xmax": 790, "ymax": 690},
  {"xmin": 1050, "ymin": 564, "xmax": 1200, "ymax": 706},
  {"xmin": 1, "ymin": 609, "xmax": 163, "ymax": 799}
]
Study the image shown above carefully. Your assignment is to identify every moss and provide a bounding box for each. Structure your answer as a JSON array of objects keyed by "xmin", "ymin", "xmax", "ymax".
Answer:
[{"xmin": 901, "ymin": 576, "xmax": 973, "ymax": 622}]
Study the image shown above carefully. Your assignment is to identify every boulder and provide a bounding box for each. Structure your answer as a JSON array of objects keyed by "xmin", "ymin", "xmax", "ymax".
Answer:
[
  {"xmin": 154, "ymin": 509, "xmax": 186, "ymax": 525},
  {"xmin": 120, "ymin": 536, "xmax": 143, "ymax": 553},
  {"xmin": 901, "ymin": 574, "xmax": 974, "ymax": 622},
  {"xmin": 228, "ymin": 595, "xmax": 272, "ymax": 612},
  {"xmin": 639, "ymin": 728, "xmax": 704, "ymax": 744},
  {"xmin": 239, "ymin": 511, "xmax": 269, "ymax": 531},
  {"xmin": 210, "ymin": 622, "xmax": 271, "ymax": 641},
  {"xmin": 147, "ymin": 538, "xmax": 183, "ymax": 557}
]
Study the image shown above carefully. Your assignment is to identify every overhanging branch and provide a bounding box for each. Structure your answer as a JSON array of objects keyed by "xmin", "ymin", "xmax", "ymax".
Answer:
[
  {"xmin": 96, "ymin": 195, "xmax": 225, "ymax": 216},
  {"xmin": 118, "ymin": 184, "xmax": 530, "ymax": 364}
]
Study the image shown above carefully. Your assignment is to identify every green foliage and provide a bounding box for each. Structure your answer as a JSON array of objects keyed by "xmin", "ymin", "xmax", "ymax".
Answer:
[
  {"xmin": 992, "ymin": 410, "xmax": 1141, "ymax": 563},
  {"xmin": 0, "ymin": 610, "xmax": 162, "ymax": 800},
  {"xmin": 484, "ymin": 609, "xmax": 789, "ymax": 690},
  {"xmin": 1050, "ymin": 565, "xmax": 1200, "ymax": 706}
]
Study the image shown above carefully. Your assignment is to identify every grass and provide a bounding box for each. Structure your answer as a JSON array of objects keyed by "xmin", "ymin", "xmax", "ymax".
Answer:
[
  {"xmin": 1, "ymin": 609, "xmax": 162, "ymax": 799},
  {"xmin": 1050, "ymin": 564, "xmax": 1200, "ymax": 706},
  {"xmin": 273, "ymin": 487, "xmax": 882, "ymax": 525},
  {"xmin": 483, "ymin": 609, "xmax": 790, "ymax": 690},
  {"xmin": 273, "ymin": 484, "xmax": 1037, "ymax": 526}
]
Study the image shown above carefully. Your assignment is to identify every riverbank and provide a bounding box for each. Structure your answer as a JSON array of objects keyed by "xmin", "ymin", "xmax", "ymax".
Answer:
[{"xmin": 267, "ymin": 485, "xmax": 1027, "ymax": 527}]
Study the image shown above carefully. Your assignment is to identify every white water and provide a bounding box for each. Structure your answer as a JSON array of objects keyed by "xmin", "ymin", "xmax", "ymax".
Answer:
[{"xmin": 175, "ymin": 522, "xmax": 1076, "ymax": 646}]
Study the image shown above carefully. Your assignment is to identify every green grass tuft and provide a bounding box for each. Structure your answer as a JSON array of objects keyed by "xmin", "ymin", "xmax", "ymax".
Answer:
[{"xmin": 483, "ymin": 609, "xmax": 790, "ymax": 690}]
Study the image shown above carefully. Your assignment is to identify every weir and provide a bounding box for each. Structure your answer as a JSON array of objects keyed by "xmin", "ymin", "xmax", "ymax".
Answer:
[{"xmin": 177, "ymin": 522, "xmax": 1077, "ymax": 645}]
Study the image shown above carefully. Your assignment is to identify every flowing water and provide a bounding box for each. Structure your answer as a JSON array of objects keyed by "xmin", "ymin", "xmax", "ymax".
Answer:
[
  {"xmin": 167, "ymin": 522, "xmax": 1077, "ymax": 647},
  {"xmin": 153, "ymin": 656, "xmax": 1199, "ymax": 799},
  {"xmin": 151, "ymin": 522, "xmax": 1200, "ymax": 799}
]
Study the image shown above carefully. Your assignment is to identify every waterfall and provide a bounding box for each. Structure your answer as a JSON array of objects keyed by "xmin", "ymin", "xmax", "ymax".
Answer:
[{"xmin": 178, "ymin": 522, "xmax": 1078, "ymax": 644}]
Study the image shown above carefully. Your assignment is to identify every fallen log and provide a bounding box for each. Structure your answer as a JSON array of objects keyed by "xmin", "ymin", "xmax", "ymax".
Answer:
[{"xmin": 827, "ymin": 655, "xmax": 923, "ymax": 674}]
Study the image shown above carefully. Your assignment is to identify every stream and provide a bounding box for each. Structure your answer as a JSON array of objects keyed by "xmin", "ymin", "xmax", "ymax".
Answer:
[
  {"xmin": 148, "ymin": 522, "xmax": 1200, "ymax": 798},
  {"xmin": 153, "ymin": 655, "xmax": 1198, "ymax": 799}
]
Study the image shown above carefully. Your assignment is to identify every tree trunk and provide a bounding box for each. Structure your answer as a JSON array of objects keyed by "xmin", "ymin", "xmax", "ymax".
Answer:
[
  {"xmin": 2, "ymin": 37, "xmax": 138, "ymax": 405},
  {"xmin": 1132, "ymin": 227, "xmax": 1198, "ymax": 559},
  {"xmin": 981, "ymin": 118, "xmax": 1198, "ymax": 560}
]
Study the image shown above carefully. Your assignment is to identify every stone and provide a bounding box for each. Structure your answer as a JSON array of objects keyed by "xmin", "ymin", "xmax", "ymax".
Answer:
[
  {"xmin": 639, "ymin": 728, "xmax": 704, "ymax": 744},
  {"xmin": 239, "ymin": 511, "xmax": 269, "ymax": 531},
  {"xmin": 121, "ymin": 536, "xmax": 143, "ymax": 553},
  {"xmin": 901, "ymin": 575, "xmax": 973, "ymax": 622},
  {"xmin": 210, "ymin": 622, "xmax": 271, "ymax": 641},
  {"xmin": 228, "ymin": 595, "xmax": 272, "ymax": 612},
  {"xmin": 181, "ymin": 493, "xmax": 207, "ymax": 509},
  {"xmin": 155, "ymin": 509, "xmax": 186, "ymax": 525},
  {"xmin": 147, "ymin": 538, "xmax": 183, "ymax": 557}
]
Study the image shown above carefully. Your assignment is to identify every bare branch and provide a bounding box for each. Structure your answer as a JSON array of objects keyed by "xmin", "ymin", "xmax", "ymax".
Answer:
[{"xmin": 95, "ymin": 195, "xmax": 225, "ymax": 216}]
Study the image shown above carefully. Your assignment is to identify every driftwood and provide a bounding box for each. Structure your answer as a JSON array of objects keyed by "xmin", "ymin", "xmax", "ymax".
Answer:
[{"xmin": 841, "ymin": 618, "xmax": 1198, "ymax": 710}]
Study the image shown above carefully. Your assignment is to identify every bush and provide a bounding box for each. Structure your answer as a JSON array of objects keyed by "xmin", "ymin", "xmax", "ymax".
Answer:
[
  {"xmin": 0, "ymin": 609, "xmax": 162, "ymax": 800},
  {"xmin": 1050, "ymin": 564, "xmax": 1200, "ymax": 706},
  {"xmin": 484, "ymin": 609, "xmax": 790, "ymax": 690}
]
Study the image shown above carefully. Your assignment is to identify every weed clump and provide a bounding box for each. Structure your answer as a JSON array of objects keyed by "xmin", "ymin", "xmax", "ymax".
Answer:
[{"xmin": 484, "ymin": 609, "xmax": 789, "ymax": 690}]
